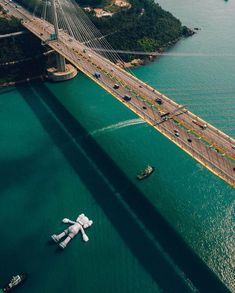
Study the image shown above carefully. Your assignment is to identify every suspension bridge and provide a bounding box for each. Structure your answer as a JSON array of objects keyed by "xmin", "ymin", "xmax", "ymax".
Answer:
[{"xmin": 1, "ymin": 0, "xmax": 235, "ymax": 188}]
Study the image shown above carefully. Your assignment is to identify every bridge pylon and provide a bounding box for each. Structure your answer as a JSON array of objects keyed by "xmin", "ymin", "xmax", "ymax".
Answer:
[{"xmin": 47, "ymin": 0, "xmax": 77, "ymax": 81}]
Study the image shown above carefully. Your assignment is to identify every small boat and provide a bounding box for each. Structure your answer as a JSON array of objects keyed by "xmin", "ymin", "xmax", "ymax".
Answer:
[
  {"xmin": 136, "ymin": 165, "xmax": 154, "ymax": 180},
  {"xmin": 3, "ymin": 273, "xmax": 27, "ymax": 292}
]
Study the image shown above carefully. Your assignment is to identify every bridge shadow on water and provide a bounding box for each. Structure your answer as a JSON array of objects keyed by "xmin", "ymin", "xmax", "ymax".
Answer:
[{"xmin": 16, "ymin": 82, "xmax": 229, "ymax": 293}]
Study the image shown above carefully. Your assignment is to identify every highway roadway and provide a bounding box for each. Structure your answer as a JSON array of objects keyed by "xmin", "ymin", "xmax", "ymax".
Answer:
[{"xmin": 1, "ymin": 0, "xmax": 235, "ymax": 187}]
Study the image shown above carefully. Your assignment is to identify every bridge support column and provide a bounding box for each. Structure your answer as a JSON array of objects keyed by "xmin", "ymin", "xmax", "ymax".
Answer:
[
  {"xmin": 47, "ymin": 52, "xmax": 77, "ymax": 82},
  {"xmin": 47, "ymin": 61, "xmax": 78, "ymax": 82},
  {"xmin": 46, "ymin": 34, "xmax": 77, "ymax": 81},
  {"xmin": 46, "ymin": 0, "xmax": 77, "ymax": 82},
  {"xmin": 56, "ymin": 53, "xmax": 66, "ymax": 72}
]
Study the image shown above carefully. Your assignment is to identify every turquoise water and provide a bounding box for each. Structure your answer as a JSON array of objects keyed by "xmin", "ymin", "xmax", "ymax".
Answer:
[{"xmin": 0, "ymin": 0, "xmax": 234, "ymax": 292}]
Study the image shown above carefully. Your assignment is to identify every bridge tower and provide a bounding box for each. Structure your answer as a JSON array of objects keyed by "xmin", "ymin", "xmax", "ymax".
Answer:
[{"xmin": 47, "ymin": 0, "xmax": 77, "ymax": 81}]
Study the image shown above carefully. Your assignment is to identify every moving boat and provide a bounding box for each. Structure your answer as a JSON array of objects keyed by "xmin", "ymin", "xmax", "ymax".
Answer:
[
  {"xmin": 136, "ymin": 165, "xmax": 154, "ymax": 180},
  {"xmin": 3, "ymin": 273, "xmax": 26, "ymax": 292}
]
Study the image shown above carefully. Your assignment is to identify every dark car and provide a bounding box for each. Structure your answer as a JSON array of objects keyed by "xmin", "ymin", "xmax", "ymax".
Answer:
[
  {"xmin": 155, "ymin": 98, "xmax": 163, "ymax": 105},
  {"xmin": 113, "ymin": 84, "xmax": 119, "ymax": 89},
  {"xmin": 94, "ymin": 72, "xmax": 101, "ymax": 78},
  {"xmin": 123, "ymin": 95, "xmax": 131, "ymax": 101}
]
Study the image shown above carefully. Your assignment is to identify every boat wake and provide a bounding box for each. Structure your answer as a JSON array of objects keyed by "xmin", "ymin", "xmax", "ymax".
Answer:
[{"xmin": 90, "ymin": 118, "xmax": 145, "ymax": 136}]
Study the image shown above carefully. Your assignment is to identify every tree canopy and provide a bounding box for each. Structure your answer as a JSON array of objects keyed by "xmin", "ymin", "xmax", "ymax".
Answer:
[{"xmin": 88, "ymin": 0, "xmax": 189, "ymax": 60}]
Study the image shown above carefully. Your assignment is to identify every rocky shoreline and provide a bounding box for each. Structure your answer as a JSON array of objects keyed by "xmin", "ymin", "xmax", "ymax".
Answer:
[
  {"xmin": 123, "ymin": 29, "xmax": 196, "ymax": 68},
  {"xmin": 123, "ymin": 49, "xmax": 172, "ymax": 69}
]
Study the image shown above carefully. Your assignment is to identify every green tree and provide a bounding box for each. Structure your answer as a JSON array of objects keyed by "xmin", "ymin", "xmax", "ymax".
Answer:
[{"xmin": 137, "ymin": 37, "xmax": 159, "ymax": 52}]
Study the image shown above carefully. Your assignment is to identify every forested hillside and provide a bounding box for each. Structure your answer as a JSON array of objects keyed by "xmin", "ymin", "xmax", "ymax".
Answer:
[
  {"xmin": 88, "ymin": 0, "xmax": 192, "ymax": 60},
  {"xmin": 0, "ymin": 14, "xmax": 46, "ymax": 82},
  {"xmin": 0, "ymin": 0, "xmax": 193, "ymax": 82}
]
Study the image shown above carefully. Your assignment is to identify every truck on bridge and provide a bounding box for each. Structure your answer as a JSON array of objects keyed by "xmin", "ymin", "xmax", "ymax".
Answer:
[{"xmin": 192, "ymin": 119, "xmax": 208, "ymax": 130}]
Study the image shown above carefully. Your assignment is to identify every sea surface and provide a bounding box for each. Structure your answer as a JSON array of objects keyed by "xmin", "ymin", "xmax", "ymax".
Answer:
[{"xmin": 0, "ymin": 0, "xmax": 234, "ymax": 292}]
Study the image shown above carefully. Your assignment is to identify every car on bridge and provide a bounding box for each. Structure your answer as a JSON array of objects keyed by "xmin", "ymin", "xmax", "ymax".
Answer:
[
  {"xmin": 160, "ymin": 112, "xmax": 170, "ymax": 118},
  {"xmin": 94, "ymin": 72, "xmax": 101, "ymax": 79},
  {"xmin": 192, "ymin": 119, "xmax": 207, "ymax": 130},
  {"xmin": 155, "ymin": 98, "xmax": 163, "ymax": 105},
  {"xmin": 123, "ymin": 95, "xmax": 131, "ymax": 101},
  {"xmin": 174, "ymin": 130, "xmax": 180, "ymax": 137},
  {"xmin": 113, "ymin": 84, "xmax": 119, "ymax": 89}
]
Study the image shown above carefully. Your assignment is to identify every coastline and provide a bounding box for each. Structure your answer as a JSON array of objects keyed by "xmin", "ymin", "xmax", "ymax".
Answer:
[
  {"xmin": 0, "ymin": 74, "xmax": 46, "ymax": 88},
  {"xmin": 123, "ymin": 31, "xmax": 195, "ymax": 68}
]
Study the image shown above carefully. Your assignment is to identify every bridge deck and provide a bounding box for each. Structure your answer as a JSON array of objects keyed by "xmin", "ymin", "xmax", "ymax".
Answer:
[{"xmin": 2, "ymin": 0, "xmax": 235, "ymax": 188}]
